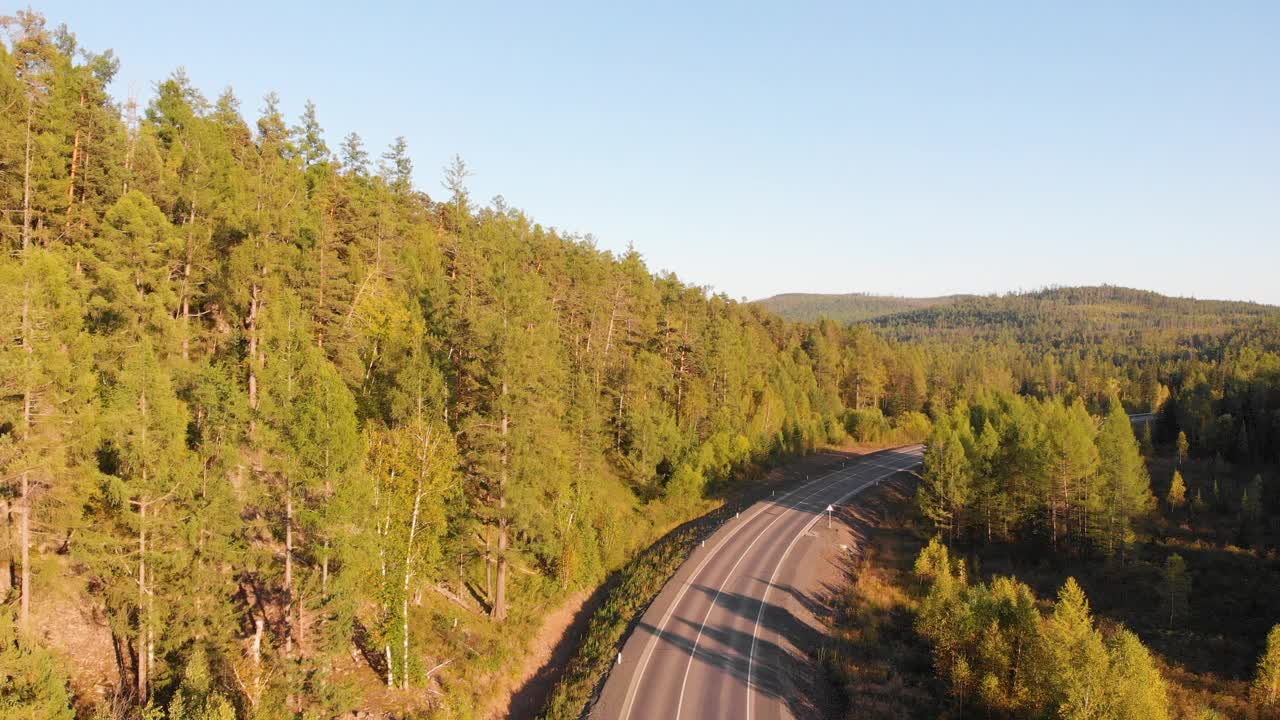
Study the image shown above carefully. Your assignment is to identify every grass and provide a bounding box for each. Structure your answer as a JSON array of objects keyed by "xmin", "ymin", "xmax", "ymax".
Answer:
[
  {"xmin": 819, "ymin": 478, "xmax": 946, "ymax": 719},
  {"xmin": 537, "ymin": 519, "xmax": 705, "ymax": 719},
  {"xmin": 819, "ymin": 445, "xmax": 1278, "ymax": 720}
]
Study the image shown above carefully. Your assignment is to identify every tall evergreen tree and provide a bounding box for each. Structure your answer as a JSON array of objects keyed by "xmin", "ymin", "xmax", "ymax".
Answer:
[
  {"xmin": 1095, "ymin": 397, "xmax": 1153, "ymax": 556},
  {"xmin": 919, "ymin": 421, "xmax": 972, "ymax": 543},
  {"xmin": 1255, "ymin": 624, "xmax": 1280, "ymax": 713}
]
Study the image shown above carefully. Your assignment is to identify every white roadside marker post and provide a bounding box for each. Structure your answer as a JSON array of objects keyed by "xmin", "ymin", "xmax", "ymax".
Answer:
[{"xmin": 826, "ymin": 504, "xmax": 833, "ymax": 529}]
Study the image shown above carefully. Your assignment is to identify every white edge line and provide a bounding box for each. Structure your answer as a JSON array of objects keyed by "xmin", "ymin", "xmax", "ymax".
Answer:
[
  {"xmin": 673, "ymin": 456, "xmax": 910, "ymax": 719},
  {"xmin": 744, "ymin": 448, "xmax": 922, "ymax": 720},
  {"xmin": 616, "ymin": 459, "xmax": 859, "ymax": 719}
]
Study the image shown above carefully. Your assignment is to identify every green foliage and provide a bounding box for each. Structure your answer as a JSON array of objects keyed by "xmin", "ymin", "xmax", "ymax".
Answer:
[
  {"xmin": 915, "ymin": 391, "xmax": 1159, "ymax": 557},
  {"xmin": 1254, "ymin": 624, "xmax": 1280, "ymax": 712},
  {"xmin": 1168, "ymin": 470, "xmax": 1187, "ymax": 510},
  {"xmin": 4, "ymin": 10, "xmax": 1273, "ymax": 719},
  {"xmin": 0, "ymin": 609, "xmax": 74, "ymax": 720},
  {"xmin": 1103, "ymin": 628, "xmax": 1169, "ymax": 720},
  {"xmin": 918, "ymin": 421, "xmax": 971, "ymax": 541},
  {"xmin": 755, "ymin": 291, "xmax": 962, "ymax": 323},
  {"xmin": 1095, "ymin": 398, "xmax": 1153, "ymax": 555},
  {"xmin": 166, "ymin": 645, "xmax": 235, "ymax": 720},
  {"xmin": 5, "ymin": 12, "xmax": 937, "ymax": 714},
  {"xmin": 540, "ymin": 520, "xmax": 708, "ymax": 719},
  {"xmin": 911, "ymin": 546, "xmax": 1171, "ymax": 720}
]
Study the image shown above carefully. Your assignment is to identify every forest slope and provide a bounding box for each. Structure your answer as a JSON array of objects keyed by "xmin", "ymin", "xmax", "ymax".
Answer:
[
  {"xmin": 753, "ymin": 292, "xmax": 963, "ymax": 323},
  {"xmin": 873, "ymin": 285, "xmax": 1280, "ymax": 349}
]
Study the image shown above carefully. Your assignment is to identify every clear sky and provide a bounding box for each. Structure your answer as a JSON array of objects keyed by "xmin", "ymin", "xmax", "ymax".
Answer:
[{"xmin": 34, "ymin": 1, "xmax": 1280, "ymax": 303}]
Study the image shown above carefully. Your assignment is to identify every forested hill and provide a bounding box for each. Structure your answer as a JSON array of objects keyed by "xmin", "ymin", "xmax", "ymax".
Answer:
[
  {"xmin": 754, "ymin": 291, "xmax": 964, "ymax": 323},
  {"xmin": 0, "ymin": 12, "xmax": 938, "ymax": 719},
  {"xmin": 872, "ymin": 286, "xmax": 1280, "ymax": 353}
]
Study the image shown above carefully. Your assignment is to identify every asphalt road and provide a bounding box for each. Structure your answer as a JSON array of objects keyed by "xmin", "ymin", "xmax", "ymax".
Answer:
[{"xmin": 589, "ymin": 445, "xmax": 924, "ymax": 720}]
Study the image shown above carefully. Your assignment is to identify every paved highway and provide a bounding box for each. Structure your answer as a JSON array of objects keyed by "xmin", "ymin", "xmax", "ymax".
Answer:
[{"xmin": 590, "ymin": 445, "xmax": 924, "ymax": 720}]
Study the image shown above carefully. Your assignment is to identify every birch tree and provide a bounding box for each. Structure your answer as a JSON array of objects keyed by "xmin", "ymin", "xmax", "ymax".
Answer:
[{"xmin": 369, "ymin": 417, "xmax": 456, "ymax": 687}]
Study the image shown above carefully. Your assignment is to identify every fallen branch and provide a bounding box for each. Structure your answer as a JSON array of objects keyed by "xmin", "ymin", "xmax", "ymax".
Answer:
[
  {"xmin": 433, "ymin": 584, "xmax": 477, "ymax": 612},
  {"xmin": 424, "ymin": 658, "xmax": 453, "ymax": 679}
]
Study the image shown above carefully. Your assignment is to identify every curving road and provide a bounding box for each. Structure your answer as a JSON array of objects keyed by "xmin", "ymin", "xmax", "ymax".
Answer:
[{"xmin": 589, "ymin": 445, "xmax": 924, "ymax": 720}]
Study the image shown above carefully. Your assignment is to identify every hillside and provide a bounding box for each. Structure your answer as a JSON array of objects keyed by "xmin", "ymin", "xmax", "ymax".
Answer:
[
  {"xmin": 871, "ymin": 286, "xmax": 1280, "ymax": 354},
  {"xmin": 753, "ymin": 292, "xmax": 964, "ymax": 323}
]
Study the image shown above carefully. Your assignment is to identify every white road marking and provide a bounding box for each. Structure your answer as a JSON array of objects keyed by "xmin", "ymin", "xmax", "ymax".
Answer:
[
  {"xmin": 743, "ymin": 449, "xmax": 922, "ymax": 720},
  {"xmin": 615, "ymin": 457, "xmax": 868, "ymax": 720},
  {"xmin": 670, "ymin": 456, "xmax": 911, "ymax": 720}
]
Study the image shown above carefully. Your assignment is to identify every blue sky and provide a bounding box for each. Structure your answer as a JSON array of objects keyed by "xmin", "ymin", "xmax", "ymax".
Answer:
[{"xmin": 35, "ymin": 1, "xmax": 1280, "ymax": 303}]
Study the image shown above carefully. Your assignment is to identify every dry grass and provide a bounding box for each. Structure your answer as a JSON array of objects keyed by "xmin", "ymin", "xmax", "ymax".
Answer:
[{"xmin": 821, "ymin": 478, "xmax": 948, "ymax": 719}]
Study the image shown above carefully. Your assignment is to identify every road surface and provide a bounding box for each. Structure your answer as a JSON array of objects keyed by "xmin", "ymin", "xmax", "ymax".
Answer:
[{"xmin": 589, "ymin": 445, "xmax": 924, "ymax": 720}]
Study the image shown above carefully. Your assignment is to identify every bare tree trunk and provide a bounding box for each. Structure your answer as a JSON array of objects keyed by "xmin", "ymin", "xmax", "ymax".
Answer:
[
  {"xmin": 66, "ymin": 90, "xmax": 85, "ymax": 215},
  {"xmin": 137, "ymin": 499, "xmax": 148, "ymax": 704},
  {"xmin": 376, "ymin": 478, "xmax": 394, "ymax": 688},
  {"xmin": 402, "ymin": 452, "xmax": 425, "ymax": 689},
  {"xmin": 18, "ymin": 473, "xmax": 29, "ymax": 630},
  {"xmin": 247, "ymin": 281, "xmax": 260, "ymax": 413},
  {"xmin": 401, "ymin": 593, "xmax": 410, "ymax": 689},
  {"xmin": 285, "ymin": 486, "xmax": 293, "ymax": 656},
  {"xmin": 123, "ymin": 97, "xmax": 138, "ymax": 194},
  {"xmin": 66, "ymin": 128, "xmax": 80, "ymax": 209},
  {"xmin": 177, "ymin": 216, "xmax": 198, "ymax": 361},
  {"xmin": 0, "ymin": 500, "xmax": 11, "ymax": 597},
  {"xmin": 322, "ymin": 540, "xmax": 329, "ymax": 597},
  {"xmin": 675, "ymin": 349, "xmax": 686, "ymax": 420},
  {"xmin": 18, "ymin": 273, "xmax": 34, "ymax": 630},
  {"xmin": 494, "ymin": 515, "xmax": 508, "ymax": 622},
  {"xmin": 492, "ymin": 392, "xmax": 510, "ymax": 622},
  {"xmin": 22, "ymin": 112, "xmax": 33, "ymax": 250}
]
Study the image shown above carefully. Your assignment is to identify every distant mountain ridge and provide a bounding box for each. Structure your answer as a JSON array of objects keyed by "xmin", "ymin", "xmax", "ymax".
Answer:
[
  {"xmin": 753, "ymin": 292, "xmax": 969, "ymax": 323},
  {"xmin": 756, "ymin": 286, "xmax": 1277, "ymax": 325},
  {"xmin": 870, "ymin": 285, "xmax": 1280, "ymax": 346}
]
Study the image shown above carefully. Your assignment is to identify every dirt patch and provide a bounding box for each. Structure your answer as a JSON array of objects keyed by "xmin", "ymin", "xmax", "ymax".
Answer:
[{"xmin": 483, "ymin": 589, "xmax": 597, "ymax": 720}]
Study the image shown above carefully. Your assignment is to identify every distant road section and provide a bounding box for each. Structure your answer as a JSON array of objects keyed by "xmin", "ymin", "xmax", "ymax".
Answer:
[{"xmin": 590, "ymin": 446, "xmax": 924, "ymax": 720}]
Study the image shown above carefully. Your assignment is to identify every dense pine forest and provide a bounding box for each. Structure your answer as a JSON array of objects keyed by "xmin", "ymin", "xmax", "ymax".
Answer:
[
  {"xmin": 754, "ymin": 292, "xmax": 963, "ymax": 324},
  {"xmin": 3, "ymin": 11, "xmax": 1280, "ymax": 720},
  {"xmin": 0, "ymin": 12, "xmax": 947, "ymax": 719}
]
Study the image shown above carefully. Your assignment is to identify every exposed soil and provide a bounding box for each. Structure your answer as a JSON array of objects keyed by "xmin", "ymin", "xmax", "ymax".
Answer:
[{"xmin": 483, "ymin": 589, "xmax": 596, "ymax": 720}]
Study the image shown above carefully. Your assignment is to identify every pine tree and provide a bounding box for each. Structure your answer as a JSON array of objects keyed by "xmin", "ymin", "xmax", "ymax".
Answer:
[
  {"xmin": 257, "ymin": 290, "xmax": 361, "ymax": 658},
  {"xmin": 0, "ymin": 608, "xmax": 73, "ymax": 719},
  {"xmin": 918, "ymin": 423, "xmax": 972, "ymax": 543},
  {"xmin": 293, "ymin": 99, "xmax": 330, "ymax": 169},
  {"xmin": 1243, "ymin": 474, "xmax": 1263, "ymax": 523},
  {"xmin": 1168, "ymin": 470, "xmax": 1187, "ymax": 510},
  {"xmin": 166, "ymin": 644, "xmax": 236, "ymax": 720},
  {"xmin": 1254, "ymin": 624, "xmax": 1280, "ymax": 712},
  {"xmin": 0, "ymin": 247, "xmax": 94, "ymax": 631},
  {"xmin": 1043, "ymin": 578, "xmax": 1110, "ymax": 719},
  {"xmin": 94, "ymin": 340, "xmax": 193, "ymax": 704},
  {"xmin": 451, "ymin": 206, "xmax": 571, "ymax": 622},
  {"xmin": 1104, "ymin": 627, "xmax": 1169, "ymax": 720},
  {"xmin": 1095, "ymin": 397, "xmax": 1153, "ymax": 556},
  {"xmin": 339, "ymin": 131, "xmax": 368, "ymax": 176},
  {"xmin": 1043, "ymin": 400, "xmax": 1100, "ymax": 550},
  {"xmin": 380, "ymin": 136, "xmax": 413, "ymax": 194}
]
